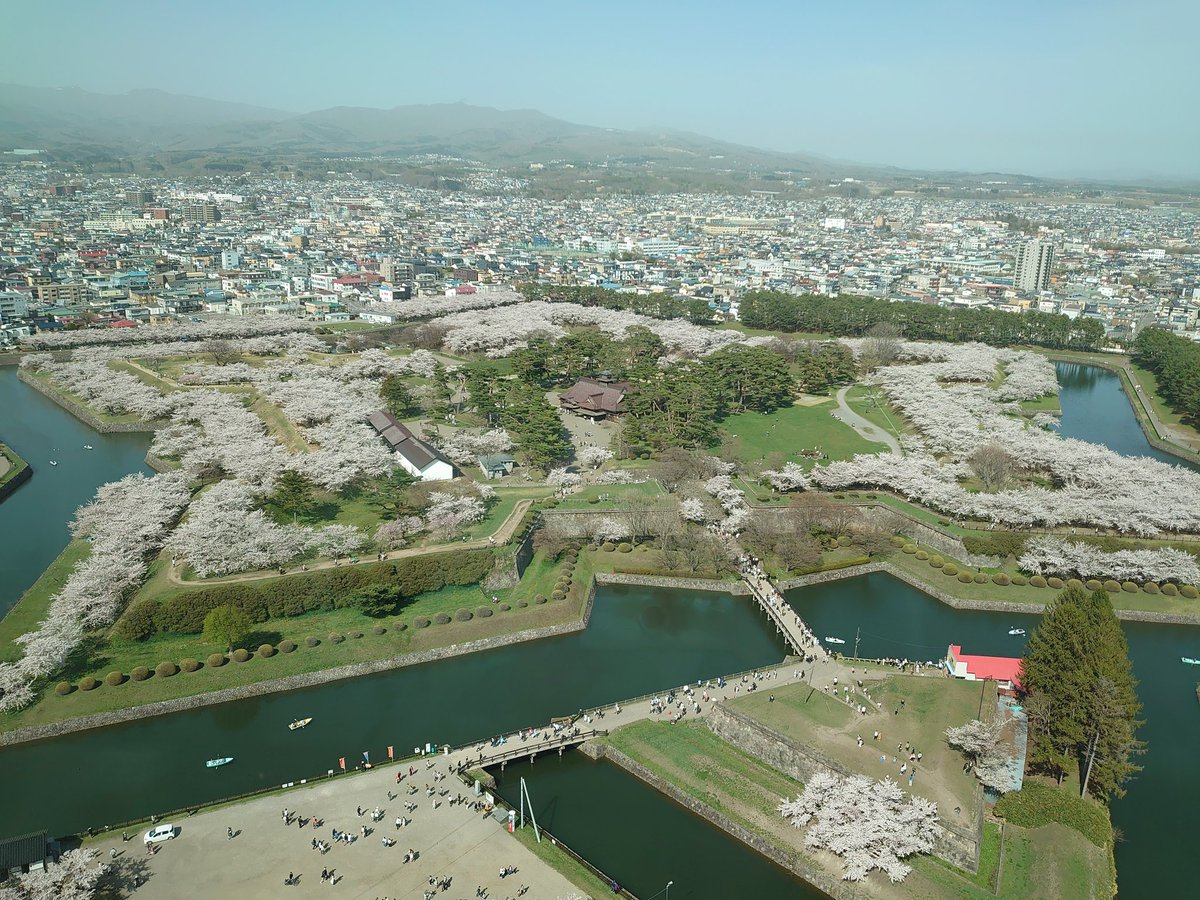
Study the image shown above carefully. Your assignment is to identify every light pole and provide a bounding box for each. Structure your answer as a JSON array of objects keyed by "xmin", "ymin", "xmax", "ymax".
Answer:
[{"xmin": 666, "ymin": 881, "xmax": 673, "ymax": 900}]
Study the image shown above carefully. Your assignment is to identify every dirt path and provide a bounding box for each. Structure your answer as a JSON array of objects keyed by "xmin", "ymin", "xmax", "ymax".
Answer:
[
  {"xmin": 834, "ymin": 386, "xmax": 902, "ymax": 455},
  {"xmin": 167, "ymin": 498, "xmax": 535, "ymax": 587}
]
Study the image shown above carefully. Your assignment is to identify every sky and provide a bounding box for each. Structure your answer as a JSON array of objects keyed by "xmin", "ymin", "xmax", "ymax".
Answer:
[{"xmin": 6, "ymin": 0, "xmax": 1199, "ymax": 180}]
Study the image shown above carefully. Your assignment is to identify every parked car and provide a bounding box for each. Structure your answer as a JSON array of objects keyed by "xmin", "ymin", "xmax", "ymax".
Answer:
[{"xmin": 143, "ymin": 824, "xmax": 177, "ymax": 843}]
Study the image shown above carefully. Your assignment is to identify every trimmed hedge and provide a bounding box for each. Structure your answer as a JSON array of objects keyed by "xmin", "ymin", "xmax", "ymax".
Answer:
[
  {"xmin": 498, "ymin": 603, "xmax": 510, "ymax": 612},
  {"xmin": 517, "ymin": 600, "xmax": 529, "ymax": 608},
  {"xmin": 1047, "ymin": 577, "xmax": 1064, "ymax": 589},
  {"xmin": 1066, "ymin": 578, "xmax": 1085, "ymax": 591},
  {"xmin": 836, "ymin": 535, "xmax": 852, "ymax": 548},
  {"xmin": 1011, "ymin": 574, "xmax": 1027, "ymax": 586},
  {"xmin": 455, "ymin": 608, "xmax": 474, "ymax": 622},
  {"xmin": 414, "ymin": 616, "xmax": 431, "ymax": 628},
  {"xmin": 993, "ymin": 782, "xmax": 1113, "ymax": 849},
  {"xmin": 79, "ymin": 676, "xmax": 99, "ymax": 692},
  {"xmin": 476, "ymin": 606, "xmax": 494, "ymax": 618},
  {"xmin": 207, "ymin": 653, "xmax": 227, "ymax": 667},
  {"xmin": 601, "ymin": 543, "xmax": 616, "ymax": 552},
  {"xmin": 278, "ymin": 639, "xmax": 297, "ymax": 653},
  {"xmin": 55, "ymin": 681, "xmax": 73, "ymax": 696},
  {"xmin": 1162, "ymin": 583, "xmax": 1179, "ymax": 596},
  {"xmin": 155, "ymin": 661, "xmax": 178, "ymax": 678},
  {"xmin": 131, "ymin": 666, "xmax": 152, "ymax": 682},
  {"xmin": 304, "ymin": 637, "xmax": 320, "ymax": 648},
  {"xmin": 1121, "ymin": 581, "xmax": 1139, "ymax": 593},
  {"xmin": 146, "ymin": 550, "xmax": 494, "ymax": 636},
  {"xmin": 180, "ymin": 658, "xmax": 201, "ymax": 673},
  {"xmin": 992, "ymin": 573, "xmax": 1010, "ymax": 586},
  {"xmin": 393, "ymin": 622, "xmax": 408, "ymax": 632},
  {"xmin": 105, "ymin": 670, "xmax": 126, "ymax": 686},
  {"xmin": 957, "ymin": 572, "xmax": 973, "ymax": 583},
  {"xmin": 551, "ymin": 590, "xmax": 565, "ymax": 600},
  {"xmin": 1029, "ymin": 576, "xmax": 1048, "ymax": 588},
  {"xmin": 890, "ymin": 536, "xmax": 906, "ymax": 548},
  {"xmin": 617, "ymin": 543, "xmax": 633, "ymax": 553},
  {"xmin": 1103, "ymin": 580, "xmax": 1121, "ymax": 593},
  {"xmin": 1143, "ymin": 582, "xmax": 1160, "ymax": 594},
  {"xmin": 371, "ymin": 626, "xmax": 386, "ymax": 635},
  {"xmin": 928, "ymin": 555, "xmax": 945, "ymax": 568},
  {"xmin": 942, "ymin": 563, "xmax": 958, "ymax": 576},
  {"xmin": 902, "ymin": 544, "xmax": 918, "ymax": 554},
  {"xmin": 433, "ymin": 613, "xmax": 451, "ymax": 625},
  {"xmin": 1181, "ymin": 585, "xmax": 1199, "ymax": 599},
  {"xmin": 915, "ymin": 550, "xmax": 929, "ymax": 561},
  {"xmin": 258, "ymin": 644, "xmax": 275, "ymax": 658},
  {"xmin": 535, "ymin": 595, "xmax": 548, "ymax": 604},
  {"xmin": 962, "ymin": 532, "xmax": 1028, "ymax": 559},
  {"xmin": 329, "ymin": 633, "xmax": 345, "ymax": 644},
  {"xmin": 1085, "ymin": 580, "xmax": 1103, "ymax": 592},
  {"xmin": 973, "ymin": 573, "xmax": 988, "ymax": 584},
  {"xmin": 232, "ymin": 648, "xmax": 251, "ymax": 662},
  {"xmin": 348, "ymin": 630, "xmax": 363, "ymax": 639}
]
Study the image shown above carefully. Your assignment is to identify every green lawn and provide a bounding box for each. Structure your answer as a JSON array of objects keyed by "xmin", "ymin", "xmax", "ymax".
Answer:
[
  {"xmin": 554, "ymin": 480, "xmax": 665, "ymax": 508},
  {"xmin": 108, "ymin": 360, "xmax": 180, "ymax": 393},
  {"xmin": 461, "ymin": 486, "xmax": 553, "ymax": 540},
  {"xmin": 250, "ymin": 394, "xmax": 311, "ymax": 453},
  {"xmin": 843, "ymin": 383, "xmax": 911, "ymax": 438},
  {"xmin": 509, "ymin": 821, "xmax": 618, "ymax": 898},
  {"xmin": 0, "ymin": 540, "xmax": 90, "ymax": 662},
  {"xmin": 0, "ymin": 440, "xmax": 29, "ymax": 489},
  {"xmin": 720, "ymin": 400, "xmax": 883, "ymax": 471},
  {"xmin": 1130, "ymin": 363, "xmax": 1200, "ymax": 451},
  {"xmin": 1019, "ymin": 393, "xmax": 1062, "ymax": 414}
]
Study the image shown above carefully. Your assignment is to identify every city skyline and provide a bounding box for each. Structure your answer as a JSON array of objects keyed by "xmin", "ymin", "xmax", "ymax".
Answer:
[{"xmin": 5, "ymin": 0, "xmax": 1199, "ymax": 181}]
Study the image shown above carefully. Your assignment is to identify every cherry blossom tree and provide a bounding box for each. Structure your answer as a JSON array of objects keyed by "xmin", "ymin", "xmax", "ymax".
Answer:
[
  {"xmin": 546, "ymin": 467, "xmax": 582, "ymax": 490},
  {"xmin": 423, "ymin": 493, "xmax": 486, "ymax": 538},
  {"xmin": 1018, "ymin": 536, "xmax": 1200, "ymax": 584},
  {"xmin": 778, "ymin": 772, "xmax": 939, "ymax": 883},
  {"xmin": 578, "ymin": 446, "xmax": 614, "ymax": 470},
  {"xmin": 592, "ymin": 517, "xmax": 630, "ymax": 544},
  {"xmin": 679, "ymin": 497, "xmax": 709, "ymax": 523},
  {"xmin": 0, "ymin": 848, "xmax": 107, "ymax": 899},
  {"xmin": 375, "ymin": 516, "xmax": 426, "ymax": 550}
]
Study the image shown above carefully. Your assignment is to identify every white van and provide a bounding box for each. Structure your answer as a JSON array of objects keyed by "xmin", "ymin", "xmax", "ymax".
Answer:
[{"xmin": 143, "ymin": 824, "xmax": 177, "ymax": 843}]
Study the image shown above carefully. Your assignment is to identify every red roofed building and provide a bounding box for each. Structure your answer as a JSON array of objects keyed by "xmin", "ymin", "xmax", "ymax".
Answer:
[
  {"xmin": 109, "ymin": 319, "xmax": 139, "ymax": 328},
  {"xmin": 946, "ymin": 645, "xmax": 1023, "ymax": 694}
]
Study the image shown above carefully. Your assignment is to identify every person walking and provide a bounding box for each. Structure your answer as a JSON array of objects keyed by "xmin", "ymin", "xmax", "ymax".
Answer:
[{"xmin": 227, "ymin": 826, "xmax": 234, "ymax": 841}]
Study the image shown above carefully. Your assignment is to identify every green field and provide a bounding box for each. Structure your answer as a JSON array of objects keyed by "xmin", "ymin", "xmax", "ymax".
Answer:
[
  {"xmin": 1130, "ymin": 363, "xmax": 1200, "ymax": 452},
  {"xmin": 842, "ymin": 384, "xmax": 910, "ymax": 438},
  {"xmin": 720, "ymin": 399, "xmax": 884, "ymax": 471}
]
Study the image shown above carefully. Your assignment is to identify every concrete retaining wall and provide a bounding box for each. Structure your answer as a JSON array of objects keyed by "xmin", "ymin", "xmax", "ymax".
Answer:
[
  {"xmin": 17, "ymin": 367, "xmax": 161, "ymax": 434},
  {"xmin": 594, "ymin": 572, "xmax": 749, "ymax": 595},
  {"xmin": 0, "ymin": 459, "xmax": 32, "ymax": 502}
]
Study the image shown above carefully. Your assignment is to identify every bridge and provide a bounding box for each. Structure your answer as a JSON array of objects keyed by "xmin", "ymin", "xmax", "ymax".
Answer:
[{"xmin": 742, "ymin": 572, "xmax": 828, "ymax": 661}]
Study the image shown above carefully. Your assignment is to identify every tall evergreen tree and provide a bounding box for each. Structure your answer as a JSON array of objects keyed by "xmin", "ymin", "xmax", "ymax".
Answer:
[
  {"xmin": 1021, "ymin": 587, "xmax": 1144, "ymax": 801},
  {"xmin": 380, "ymin": 374, "xmax": 416, "ymax": 419}
]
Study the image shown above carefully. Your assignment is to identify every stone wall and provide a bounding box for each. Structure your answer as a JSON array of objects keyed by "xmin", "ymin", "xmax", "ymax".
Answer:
[
  {"xmin": 592, "ymin": 742, "xmax": 867, "ymax": 900},
  {"xmin": 0, "ymin": 459, "xmax": 32, "ymax": 503},
  {"xmin": 594, "ymin": 572, "xmax": 749, "ymax": 595},
  {"xmin": 705, "ymin": 704, "xmax": 981, "ymax": 873}
]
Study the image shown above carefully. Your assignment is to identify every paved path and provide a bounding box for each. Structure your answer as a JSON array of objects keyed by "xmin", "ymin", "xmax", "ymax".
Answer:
[
  {"xmin": 833, "ymin": 386, "xmax": 902, "ymax": 455},
  {"xmin": 168, "ymin": 499, "xmax": 535, "ymax": 587},
  {"xmin": 741, "ymin": 574, "xmax": 828, "ymax": 662}
]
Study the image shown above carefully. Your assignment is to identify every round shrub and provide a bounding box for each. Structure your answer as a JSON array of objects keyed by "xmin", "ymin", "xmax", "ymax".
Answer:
[
  {"xmin": 1047, "ymin": 577, "xmax": 1064, "ymax": 589},
  {"xmin": 372, "ymin": 626, "xmax": 386, "ymax": 635},
  {"xmin": 890, "ymin": 536, "xmax": 907, "ymax": 548},
  {"xmin": 551, "ymin": 590, "xmax": 565, "ymax": 601},
  {"xmin": 348, "ymin": 630, "xmax": 363, "ymax": 639},
  {"xmin": 79, "ymin": 676, "xmax": 99, "ymax": 692},
  {"xmin": 55, "ymin": 681, "xmax": 73, "ymax": 696},
  {"xmin": 973, "ymin": 573, "xmax": 988, "ymax": 584},
  {"xmin": 1066, "ymin": 578, "xmax": 1085, "ymax": 591},
  {"xmin": 476, "ymin": 606, "xmax": 494, "ymax": 618},
  {"xmin": 179, "ymin": 658, "xmax": 201, "ymax": 673},
  {"xmin": 535, "ymin": 595, "xmax": 548, "ymax": 605},
  {"xmin": 915, "ymin": 550, "xmax": 929, "ymax": 561},
  {"xmin": 1011, "ymin": 574, "xmax": 1027, "ymax": 586},
  {"xmin": 455, "ymin": 608, "xmax": 473, "ymax": 622},
  {"xmin": 329, "ymin": 633, "xmax": 345, "ymax": 644},
  {"xmin": 106, "ymin": 670, "xmax": 126, "ymax": 686},
  {"xmin": 563, "ymin": 562, "xmax": 576, "ymax": 574},
  {"xmin": 1182, "ymin": 585, "xmax": 1200, "ymax": 599},
  {"xmin": 1143, "ymin": 582, "xmax": 1160, "ymax": 594},
  {"xmin": 1085, "ymin": 580, "xmax": 1103, "ymax": 592},
  {"xmin": 258, "ymin": 644, "xmax": 275, "ymax": 659},
  {"xmin": 517, "ymin": 600, "xmax": 529, "ymax": 608},
  {"xmin": 942, "ymin": 563, "xmax": 958, "ymax": 576},
  {"xmin": 232, "ymin": 648, "xmax": 251, "ymax": 663},
  {"xmin": 601, "ymin": 542, "xmax": 616, "ymax": 552},
  {"xmin": 498, "ymin": 603, "xmax": 510, "ymax": 612},
  {"xmin": 1121, "ymin": 581, "xmax": 1139, "ymax": 593},
  {"xmin": 555, "ymin": 579, "xmax": 570, "ymax": 592},
  {"xmin": 1103, "ymin": 580, "xmax": 1122, "ymax": 594},
  {"xmin": 617, "ymin": 543, "xmax": 633, "ymax": 553},
  {"xmin": 992, "ymin": 573, "xmax": 1011, "ymax": 586},
  {"xmin": 1162, "ymin": 583, "xmax": 1179, "ymax": 596},
  {"xmin": 928, "ymin": 555, "xmax": 945, "ymax": 568},
  {"xmin": 587, "ymin": 496, "xmax": 600, "ymax": 504},
  {"xmin": 414, "ymin": 616, "xmax": 431, "ymax": 628},
  {"xmin": 278, "ymin": 639, "xmax": 297, "ymax": 653},
  {"xmin": 155, "ymin": 661, "xmax": 178, "ymax": 678},
  {"xmin": 1029, "ymin": 576, "xmax": 1048, "ymax": 588},
  {"xmin": 304, "ymin": 637, "xmax": 320, "ymax": 648},
  {"xmin": 207, "ymin": 652, "xmax": 227, "ymax": 667},
  {"xmin": 836, "ymin": 535, "xmax": 852, "ymax": 548},
  {"xmin": 393, "ymin": 621, "xmax": 408, "ymax": 632},
  {"xmin": 902, "ymin": 544, "xmax": 917, "ymax": 554},
  {"xmin": 957, "ymin": 572, "xmax": 973, "ymax": 583},
  {"xmin": 131, "ymin": 666, "xmax": 152, "ymax": 682},
  {"xmin": 564, "ymin": 550, "xmax": 578, "ymax": 562},
  {"xmin": 434, "ymin": 613, "xmax": 451, "ymax": 625}
]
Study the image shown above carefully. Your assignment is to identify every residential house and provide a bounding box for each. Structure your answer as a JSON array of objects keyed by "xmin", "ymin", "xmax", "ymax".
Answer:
[{"xmin": 478, "ymin": 453, "xmax": 516, "ymax": 479}]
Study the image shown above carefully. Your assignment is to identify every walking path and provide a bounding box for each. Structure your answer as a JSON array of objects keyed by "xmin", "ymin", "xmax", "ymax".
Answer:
[
  {"xmin": 741, "ymin": 572, "xmax": 827, "ymax": 661},
  {"xmin": 167, "ymin": 499, "xmax": 535, "ymax": 587},
  {"xmin": 834, "ymin": 386, "xmax": 902, "ymax": 455}
]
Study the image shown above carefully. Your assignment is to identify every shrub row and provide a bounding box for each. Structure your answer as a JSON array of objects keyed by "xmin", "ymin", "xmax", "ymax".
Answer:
[{"xmin": 119, "ymin": 551, "xmax": 494, "ymax": 639}]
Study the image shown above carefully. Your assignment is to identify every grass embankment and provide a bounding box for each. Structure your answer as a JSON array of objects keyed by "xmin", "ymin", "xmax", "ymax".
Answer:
[
  {"xmin": 0, "ymin": 540, "xmax": 90, "ymax": 663},
  {"xmin": 0, "ymin": 547, "xmax": 583, "ymax": 734},
  {"xmin": 1130, "ymin": 362, "xmax": 1200, "ymax": 452},
  {"xmin": 729, "ymin": 676, "xmax": 986, "ymax": 827},
  {"xmin": 553, "ymin": 480, "xmax": 664, "ymax": 509},
  {"xmin": 720, "ymin": 400, "xmax": 883, "ymax": 471},
  {"xmin": 0, "ymin": 440, "xmax": 29, "ymax": 488},
  {"xmin": 509, "ymin": 824, "xmax": 618, "ymax": 899}
]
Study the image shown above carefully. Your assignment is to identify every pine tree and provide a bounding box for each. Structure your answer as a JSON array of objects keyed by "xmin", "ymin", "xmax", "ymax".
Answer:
[
  {"xmin": 380, "ymin": 375, "xmax": 416, "ymax": 419},
  {"xmin": 269, "ymin": 469, "xmax": 318, "ymax": 522}
]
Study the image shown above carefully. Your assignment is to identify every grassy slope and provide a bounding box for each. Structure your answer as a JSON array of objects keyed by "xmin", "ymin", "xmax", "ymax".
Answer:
[
  {"xmin": 720, "ymin": 400, "xmax": 883, "ymax": 471},
  {"xmin": 0, "ymin": 441, "xmax": 29, "ymax": 487}
]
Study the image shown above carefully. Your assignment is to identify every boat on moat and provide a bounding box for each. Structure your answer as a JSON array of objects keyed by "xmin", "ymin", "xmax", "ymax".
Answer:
[
  {"xmin": 289, "ymin": 718, "xmax": 313, "ymax": 730},
  {"xmin": 1008, "ymin": 628, "xmax": 1026, "ymax": 636},
  {"xmin": 824, "ymin": 636, "xmax": 846, "ymax": 645},
  {"xmin": 1182, "ymin": 657, "xmax": 1200, "ymax": 666},
  {"xmin": 206, "ymin": 757, "xmax": 233, "ymax": 768}
]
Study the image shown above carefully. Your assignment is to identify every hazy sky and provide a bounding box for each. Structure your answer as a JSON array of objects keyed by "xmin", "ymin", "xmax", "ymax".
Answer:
[{"xmin": 7, "ymin": 0, "xmax": 1199, "ymax": 179}]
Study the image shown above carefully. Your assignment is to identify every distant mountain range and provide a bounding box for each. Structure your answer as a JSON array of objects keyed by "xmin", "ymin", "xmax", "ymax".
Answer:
[{"xmin": 0, "ymin": 82, "xmax": 845, "ymax": 175}]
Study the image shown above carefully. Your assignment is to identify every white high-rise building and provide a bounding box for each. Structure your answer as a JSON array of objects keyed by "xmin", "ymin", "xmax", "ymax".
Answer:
[{"xmin": 1014, "ymin": 239, "xmax": 1054, "ymax": 293}]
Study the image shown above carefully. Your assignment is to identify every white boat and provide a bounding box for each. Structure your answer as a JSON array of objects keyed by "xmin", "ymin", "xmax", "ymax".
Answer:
[
  {"xmin": 49, "ymin": 460, "xmax": 58, "ymax": 467},
  {"xmin": 288, "ymin": 717, "xmax": 313, "ymax": 731},
  {"xmin": 1008, "ymin": 628, "xmax": 1026, "ymax": 636},
  {"xmin": 1182, "ymin": 657, "xmax": 1200, "ymax": 666},
  {"xmin": 206, "ymin": 757, "xmax": 233, "ymax": 768},
  {"xmin": 824, "ymin": 636, "xmax": 846, "ymax": 645},
  {"xmin": 83, "ymin": 444, "xmax": 93, "ymax": 450}
]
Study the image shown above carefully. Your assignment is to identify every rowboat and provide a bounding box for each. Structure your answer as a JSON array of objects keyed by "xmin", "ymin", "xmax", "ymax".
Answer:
[
  {"xmin": 1008, "ymin": 628, "xmax": 1026, "ymax": 636},
  {"xmin": 824, "ymin": 636, "xmax": 846, "ymax": 645},
  {"xmin": 206, "ymin": 757, "xmax": 233, "ymax": 768},
  {"xmin": 1182, "ymin": 657, "xmax": 1200, "ymax": 666},
  {"xmin": 288, "ymin": 718, "xmax": 313, "ymax": 731}
]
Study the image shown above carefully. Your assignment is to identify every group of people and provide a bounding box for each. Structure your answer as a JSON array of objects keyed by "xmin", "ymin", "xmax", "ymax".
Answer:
[{"xmin": 737, "ymin": 553, "xmax": 825, "ymax": 656}]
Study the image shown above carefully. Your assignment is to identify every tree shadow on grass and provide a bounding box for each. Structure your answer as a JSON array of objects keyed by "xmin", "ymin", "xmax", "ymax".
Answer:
[
  {"xmin": 239, "ymin": 629, "xmax": 283, "ymax": 650},
  {"xmin": 57, "ymin": 634, "xmax": 112, "ymax": 683}
]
